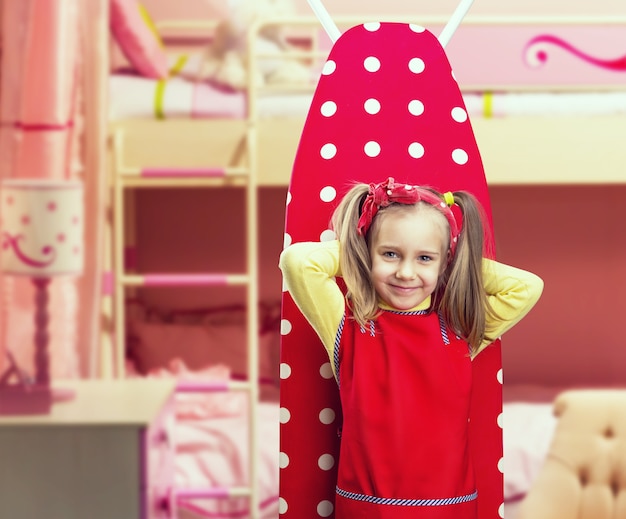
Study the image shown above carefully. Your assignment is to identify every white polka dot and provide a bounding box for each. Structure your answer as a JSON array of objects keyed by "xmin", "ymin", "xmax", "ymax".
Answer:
[
  {"xmin": 280, "ymin": 319, "xmax": 292, "ymax": 335},
  {"xmin": 286, "ymin": 192, "xmax": 292, "ymax": 206},
  {"xmin": 319, "ymin": 408, "xmax": 336, "ymax": 424},
  {"xmin": 318, "ymin": 453, "xmax": 335, "ymax": 470},
  {"xmin": 497, "ymin": 368, "xmax": 503, "ymax": 384},
  {"xmin": 409, "ymin": 24, "xmax": 426, "ymax": 33},
  {"xmin": 451, "ymin": 70, "xmax": 457, "ymax": 81},
  {"xmin": 320, "ymin": 229, "xmax": 336, "ymax": 242},
  {"xmin": 363, "ymin": 22, "xmax": 380, "ymax": 32},
  {"xmin": 283, "ymin": 233, "xmax": 292, "ymax": 249},
  {"xmin": 364, "ymin": 141, "xmax": 381, "ymax": 157},
  {"xmin": 279, "ymin": 497, "xmax": 288, "ymax": 514},
  {"xmin": 452, "ymin": 148, "xmax": 469, "ymax": 165},
  {"xmin": 408, "ymin": 142, "xmax": 425, "ymax": 158},
  {"xmin": 364, "ymin": 56, "xmax": 381, "ymax": 72},
  {"xmin": 451, "ymin": 106, "xmax": 468, "ymax": 122},
  {"xmin": 322, "ymin": 60, "xmax": 336, "ymax": 75},
  {"xmin": 320, "ymin": 143, "xmax": 337, "ymax": 160},
  {"xmin": 497, "ymin": 412, "xmax": 503, "ymax": 428},
  {"xmin": 320, "ymin": 186, "xmax": 337, "ymax": 202},
  {"xmin": 279, "ymin": 452, "xmax": 290, "ymax": 469},
  {"xmin": 408, "ymin": 99, "xmax": 424, "ymax": 116},
  {"xmin": 498, "ymin": 457, "xmax": 504, "ymax": 473},
  {"xmin": 498, "ymin": 502, "xmax": 504, "ymax": 518},
  {"xmin": 409, "ymin": 57, "xmax": 425, "ymax": 74},
  {"xmin": 280, "ymin": 407, "xmax": 291, "ymax": 424},
  {"xmin": 320, "ymin": 362, "xmax": 334, "ymax": 379},
  {"xmin": 317, "ymin": 500, "xmax": 334, "ymax": 517},
  {"xmin": 321, "ymin": 101, "xmax": 337, "ymax": 117},
  {"xmin": 280, "ymin": 363, "xmax": 292, "ymax": 379},
  {"xmin": 364, "ymin": 98, "xmax": 381, "ymax": 115}
]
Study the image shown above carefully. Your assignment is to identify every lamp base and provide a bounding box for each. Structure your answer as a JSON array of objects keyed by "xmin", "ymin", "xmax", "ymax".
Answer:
[
  {"xmin": 0, "ymin": 384, "xmax": 52, "ymax": 415},
  {"xmin": 0, "ymin": 385, "xmax": 76, "ymax": 416},
  {"xmin": 0, "ymin": 351, "xmax": 75, "ymax": 415}
]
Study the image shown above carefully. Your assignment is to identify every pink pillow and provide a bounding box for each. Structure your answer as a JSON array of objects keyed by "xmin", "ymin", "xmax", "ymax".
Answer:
[
  {"xmin": 130, "ymin": 321, "xmax": 276, "ymax": 382},
  {"xmin": 110, "ymin": 0, "xmax": 169, "ymax": 79}
]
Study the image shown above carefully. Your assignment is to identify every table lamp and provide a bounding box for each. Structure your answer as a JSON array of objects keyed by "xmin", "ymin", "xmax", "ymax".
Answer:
[{"xmin": 0, "ymin": 179, "xmax": 84, "ymax": 414}]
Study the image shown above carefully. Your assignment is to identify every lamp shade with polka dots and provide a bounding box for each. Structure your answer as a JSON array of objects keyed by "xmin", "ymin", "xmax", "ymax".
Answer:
[
  {"xmin": 280, "ymin": 22, "xmax": 504, "ymax": 519},
  {"xmin": 1, "ymin": 179, "xmax": 84, "ymax": 276}
]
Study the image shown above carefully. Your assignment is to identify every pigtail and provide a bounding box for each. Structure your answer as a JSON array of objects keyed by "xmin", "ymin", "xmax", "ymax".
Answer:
[
  {"xmin": 439, "ymin": 191, "xmax": 493, "ymax": 354},
  {"xmin": 331, "ymin": 184, "xmax": 379, "ymax": 326}
]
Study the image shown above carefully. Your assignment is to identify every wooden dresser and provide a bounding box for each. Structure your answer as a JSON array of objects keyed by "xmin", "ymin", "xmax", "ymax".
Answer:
[{"xmin": 0, "ymin": 379, "xmax": 176, "ymax": 519}]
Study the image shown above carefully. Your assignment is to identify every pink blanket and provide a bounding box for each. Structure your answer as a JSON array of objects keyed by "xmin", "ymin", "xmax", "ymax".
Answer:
[{"xmin": 129, "ymin": 359, "xmax": 280, "ymax": 518}]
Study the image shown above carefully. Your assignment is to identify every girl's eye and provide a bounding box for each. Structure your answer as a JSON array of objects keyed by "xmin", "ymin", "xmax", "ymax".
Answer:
[
  {"xmin": 419, "ymin": 255, "xmax": 433, "ymax": 262},
  {"xmin": 382, "ymin": 251, "xmax": 398, "ymax": 258}
]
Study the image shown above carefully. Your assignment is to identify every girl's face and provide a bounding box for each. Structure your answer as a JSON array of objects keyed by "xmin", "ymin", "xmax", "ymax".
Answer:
[{"xmin": 369, "ymin": 205, "xmax": 447, "ymax": 310}]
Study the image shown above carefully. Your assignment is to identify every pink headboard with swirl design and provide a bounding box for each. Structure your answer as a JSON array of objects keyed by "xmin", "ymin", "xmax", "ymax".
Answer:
[{"xmin": 445, "ymin": 23, "xmax": 626, "ymax": 89}]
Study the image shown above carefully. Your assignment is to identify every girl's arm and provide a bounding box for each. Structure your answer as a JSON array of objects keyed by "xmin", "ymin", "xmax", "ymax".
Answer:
[
  {"xmin": 476, "ymin": 258, "xmax": 544, "ymax": 355},
  {"xmin": 279, "ymin": 240, "xmax": 345, "ymax": 364}
]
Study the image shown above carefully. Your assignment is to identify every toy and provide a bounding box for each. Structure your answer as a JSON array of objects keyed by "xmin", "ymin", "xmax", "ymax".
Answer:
[{"xmin": 199, "ymin": 0, "xmax": 311, "ymax": 90}]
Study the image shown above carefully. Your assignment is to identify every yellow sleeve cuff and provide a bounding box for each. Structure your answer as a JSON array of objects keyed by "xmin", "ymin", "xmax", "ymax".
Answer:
[{"xmin": 279, "ymin": 240, "xmax": 345, "ymax": 364}]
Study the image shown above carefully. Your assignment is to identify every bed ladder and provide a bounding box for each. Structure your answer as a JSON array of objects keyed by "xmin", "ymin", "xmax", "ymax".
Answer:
[{"xmin": 110, "ymin": 120, "xmax": 260, "ymax": 518}]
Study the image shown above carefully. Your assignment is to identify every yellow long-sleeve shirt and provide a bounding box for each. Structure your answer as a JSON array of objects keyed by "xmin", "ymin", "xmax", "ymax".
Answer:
[{"xmin": 279, "ymin": 240, "xmax": 543, "ymax": 371}]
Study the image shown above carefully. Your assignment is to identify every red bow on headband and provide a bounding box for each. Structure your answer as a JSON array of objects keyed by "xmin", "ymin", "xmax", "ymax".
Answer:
[{"xmin": 356, "ymin": 177, "xmax": 460, "ymax": 255}]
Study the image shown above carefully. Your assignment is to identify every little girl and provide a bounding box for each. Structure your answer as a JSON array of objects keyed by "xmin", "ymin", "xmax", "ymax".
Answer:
[{"xmin": 279, "ymin": 177, "xmax": 543, "ymax": 519}]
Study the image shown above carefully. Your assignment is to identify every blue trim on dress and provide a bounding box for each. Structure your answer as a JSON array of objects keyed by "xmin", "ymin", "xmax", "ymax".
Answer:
[
  {"xmin": 336, "ymin": 487, "xmax": 478, "ymax": 507},
  {"xmin": 333, "ymin": 313, "xmax": 345, "ymax": 387},
  {"xmin": 383, "ymin": 309, "xmax": 429, "ymax": 316},
  {"xmin": 438, "ymin": 311, "xmax": 450, "ymax": 345}
]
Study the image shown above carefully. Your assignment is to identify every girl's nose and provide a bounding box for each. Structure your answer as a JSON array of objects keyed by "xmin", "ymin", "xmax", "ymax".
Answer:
[{"xmin": 396, "ymin": 261, "xmax": 417, "ymax": 280}]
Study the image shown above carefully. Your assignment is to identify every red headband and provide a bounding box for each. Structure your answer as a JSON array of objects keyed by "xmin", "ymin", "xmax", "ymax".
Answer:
[{"xmin": 356, "ymin": 177, "xmax": 460, "ymax": 255}]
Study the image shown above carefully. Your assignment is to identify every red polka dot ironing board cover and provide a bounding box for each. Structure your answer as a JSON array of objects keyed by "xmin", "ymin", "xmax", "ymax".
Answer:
[{"xmin": 280, "ymin": 22, "xmax": 503, "ymax": 519}]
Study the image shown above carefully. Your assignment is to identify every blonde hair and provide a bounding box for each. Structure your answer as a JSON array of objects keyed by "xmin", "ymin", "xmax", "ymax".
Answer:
[{"xmin": 331, "ymin": 183, "xmax": 497, "ymax": 354}]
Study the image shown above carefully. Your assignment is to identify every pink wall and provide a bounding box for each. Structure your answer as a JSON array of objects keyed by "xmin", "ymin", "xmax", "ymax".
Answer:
[
  {"xmin": 305, "ymin": 0, "xmax": 625, "ymax": 16},
  {"xmin": 133, "ymin": 188, "xmax": 286, "ymax": 308},
  {"xmin": 491, "ymin": 185, "xmax": 626, "ymax": 388}
]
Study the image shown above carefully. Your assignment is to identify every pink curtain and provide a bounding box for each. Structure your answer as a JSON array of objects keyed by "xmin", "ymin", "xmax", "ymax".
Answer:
[{"xmin": 0, "ymin": 0, "xmax": 107, "ymax": 378}]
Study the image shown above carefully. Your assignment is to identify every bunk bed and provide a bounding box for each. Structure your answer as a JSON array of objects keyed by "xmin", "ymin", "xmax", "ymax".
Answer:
[
  {"xmin": 98, "ymin": 3, "xmax": 626, "ymax": 518},
  {"xmin": 108, "ymin": 16, "xmax": 626, "ymax": 184}
]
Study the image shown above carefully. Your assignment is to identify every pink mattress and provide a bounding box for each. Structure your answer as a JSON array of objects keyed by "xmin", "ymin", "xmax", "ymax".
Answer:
[{"xmin": 110, "ymin": 73, "xmax": 626, "ymax": 121}]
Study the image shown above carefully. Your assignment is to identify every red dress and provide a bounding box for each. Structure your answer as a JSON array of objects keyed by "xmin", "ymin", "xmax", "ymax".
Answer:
[{"xmin": 334, "ymin": 306, "xmax": 477, "ymax": 519}]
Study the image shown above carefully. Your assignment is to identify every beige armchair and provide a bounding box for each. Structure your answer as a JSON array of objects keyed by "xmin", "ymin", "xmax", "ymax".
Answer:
[{"xmin": 517, "ymin": 390, "xmax": 626, "ymax": 519}]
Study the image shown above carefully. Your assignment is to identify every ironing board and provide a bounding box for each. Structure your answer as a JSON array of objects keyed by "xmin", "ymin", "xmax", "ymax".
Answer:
[{"xmin": 279, "ymin": 15, "xmax": 503, "ymax": 519}]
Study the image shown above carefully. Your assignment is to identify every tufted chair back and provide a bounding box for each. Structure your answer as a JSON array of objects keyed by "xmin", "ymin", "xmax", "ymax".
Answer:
[{"xmin": 517, "ymin": 390, "xmax": 626, "ymax": 519}]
